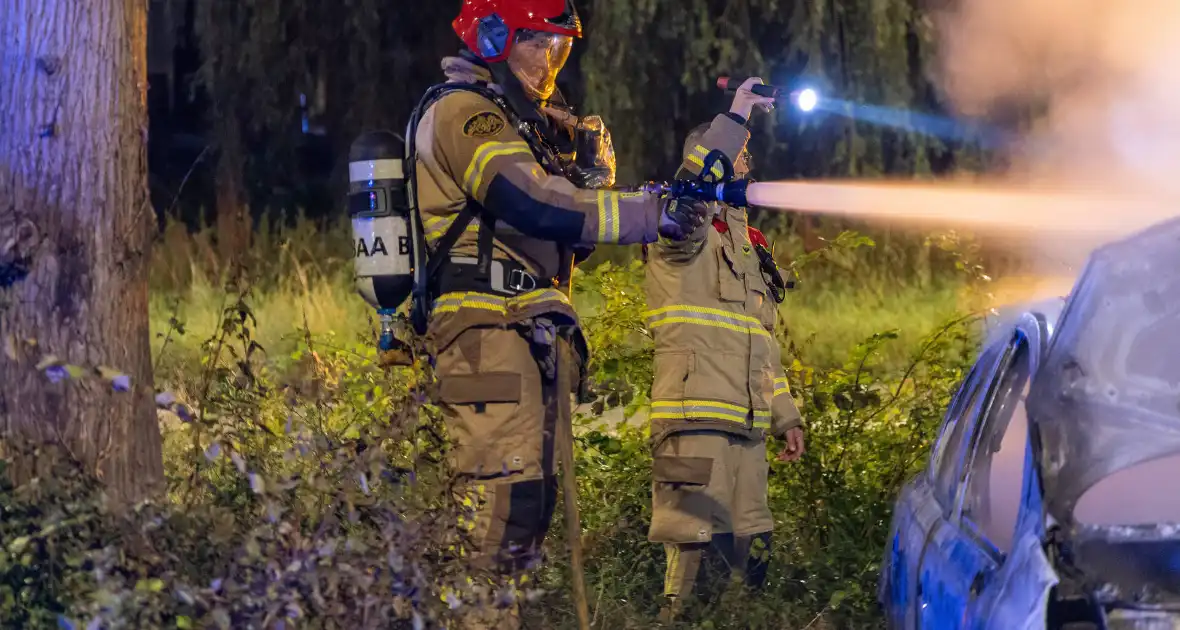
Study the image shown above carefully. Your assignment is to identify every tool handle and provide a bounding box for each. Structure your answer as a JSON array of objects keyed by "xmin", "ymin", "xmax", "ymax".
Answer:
[{"xmin": 716, "ymin": 76, "xmax": 780, "ymax": 98}]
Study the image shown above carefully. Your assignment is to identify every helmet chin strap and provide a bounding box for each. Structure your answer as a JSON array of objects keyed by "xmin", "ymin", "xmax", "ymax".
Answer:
[
  {"xmin": 487, "ymin": 59, "xmax": 575, "ymax": 153},
  {"xmin": 488, "ymin": 61, "xmax": 547, "ymax": 127}
]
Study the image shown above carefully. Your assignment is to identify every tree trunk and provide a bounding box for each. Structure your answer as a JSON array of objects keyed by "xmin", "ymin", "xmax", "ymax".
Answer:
[
  {"xmin": 0, "ymin": 0, "xmax": 164, "ymax": 503},
  {"xmin": 214, "ymin": 115, "xmax": 250, "ymax": 268}
]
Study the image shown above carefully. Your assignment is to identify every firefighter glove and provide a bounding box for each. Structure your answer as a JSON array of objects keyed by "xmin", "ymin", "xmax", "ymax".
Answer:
[
  {"xmin": 659, "ymin": 197, "xmax": 711, "ymax": 241},
  {"xmin": 729, "ymin": 77, "xmax": 776, "ymax": 121},
  {"xmin": 529, "ymin": 317, "xmax": 559, "ymax": 382}
]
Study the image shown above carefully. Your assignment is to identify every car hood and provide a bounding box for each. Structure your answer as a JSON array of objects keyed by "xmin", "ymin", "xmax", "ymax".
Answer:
[{"xmin": 1029, "ymin": 216, "xmax": 1180, "ymax": 522}]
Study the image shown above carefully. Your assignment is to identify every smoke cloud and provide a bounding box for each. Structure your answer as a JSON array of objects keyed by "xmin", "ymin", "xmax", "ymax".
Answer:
[
  {"xmin": 932, "ymin": 2, "xmax": 1180, "ymax": 521},
  {"xmin": 933, "ymin": 0, "xmax": 1180, "ymax": 195},
  {"xmin": 929, "ymin": 0, "xmax": 1180, "ymax": 268}
]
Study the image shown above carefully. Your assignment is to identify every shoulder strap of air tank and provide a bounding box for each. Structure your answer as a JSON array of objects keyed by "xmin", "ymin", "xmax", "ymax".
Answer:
[{"xmin": 416, "ymin": 82, "xmax": 509, "ymax": 286}]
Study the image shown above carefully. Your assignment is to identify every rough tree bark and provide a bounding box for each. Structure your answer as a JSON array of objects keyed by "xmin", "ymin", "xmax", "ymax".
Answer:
[
  {"xmin": 213, "ymin": 117, "xmax": 250, "ymax": 268},
  {"xmin": 0, "ymin": 0, "xmax": 164, "ymax": 503}
]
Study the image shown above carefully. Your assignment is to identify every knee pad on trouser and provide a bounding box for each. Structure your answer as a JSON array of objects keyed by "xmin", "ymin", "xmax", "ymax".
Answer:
[
  {"xmin": 740, "ymin": 531, "xmax": 772, "ymax": 590},
  {"xmin": 663, "ymin": 533, "xmax": 738, "ymax": 606},
  {"xmin": 459, "ymin": 477, "xmax": 558, "ymax": 575}
]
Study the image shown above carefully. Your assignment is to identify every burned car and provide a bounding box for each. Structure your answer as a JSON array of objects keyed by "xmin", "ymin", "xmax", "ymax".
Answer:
[{"xmin": 879, "ymin": 219, "xmax": 1180, "ymax": 629}]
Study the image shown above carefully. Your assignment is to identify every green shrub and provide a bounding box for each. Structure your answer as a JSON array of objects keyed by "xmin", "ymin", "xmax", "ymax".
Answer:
[{"xmin": 3, "ymin": 224, "xmax": 984, "ymax": 628}]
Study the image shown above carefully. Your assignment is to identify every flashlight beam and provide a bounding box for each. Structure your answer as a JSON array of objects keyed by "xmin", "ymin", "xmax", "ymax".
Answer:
[
  {"xmin": 793, "ymin": 88, "xmax": 819, "ymax": 112},
  {"xmin": 808, "ymin": 98, "xmax": 1012, "ymax": 148}
]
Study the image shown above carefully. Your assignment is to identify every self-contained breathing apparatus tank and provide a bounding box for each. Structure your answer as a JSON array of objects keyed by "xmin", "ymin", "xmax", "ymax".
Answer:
[
  {"xmin": 347, "ymin": 131, "xmax": 423, "ymax": 355},
  {"xmin": 346, "ymin": 90, "xmax": 758, "ymax": 357}
]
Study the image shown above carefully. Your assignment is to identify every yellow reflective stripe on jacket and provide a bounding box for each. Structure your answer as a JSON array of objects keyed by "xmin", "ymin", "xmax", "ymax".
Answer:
[
  {"xmin": 433, "ymin": 292, "xmax": 508, "ymax": 315},
  {"xmin": 433, "ymin": 288, "xmax": 570, "ymax": 316},
  {"xmin": 644, "ymin": 305, "xmax": 771, "ymax": 338},
  {"xmin": 512, "ymin": 288, "xmax": 570, "ymax": 308},
  {"xmin": 462, "ymin": 141, "xmax": 532, "ymax": 196},
  {"xmin": 686, "ymin": 144, "xmax": 726, "ymax": 179},
  {"xmin": 423, "ymin": 214, "xmax": 479, "ymax": 245},
  {"xmin": 596, "ymin": 190, "xmax": 621, "ymax": 242},
  {"xmin": 651, "ymin": 399, "xmax": 771, "ymax": 424},
  {"xmin": 774, "ymin": 377, "xmax": 790, "ymax": 398}
]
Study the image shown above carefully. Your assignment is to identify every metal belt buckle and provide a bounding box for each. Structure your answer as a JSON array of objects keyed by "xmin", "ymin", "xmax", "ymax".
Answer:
[{"xmin": 508, "ymin": 268, "xmax": 538, "ymax": 293}]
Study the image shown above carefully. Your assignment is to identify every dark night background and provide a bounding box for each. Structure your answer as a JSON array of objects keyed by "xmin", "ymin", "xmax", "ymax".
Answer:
[{"xmin": 145, "ymin": 0, "xmax": 986, "ymax": 241}]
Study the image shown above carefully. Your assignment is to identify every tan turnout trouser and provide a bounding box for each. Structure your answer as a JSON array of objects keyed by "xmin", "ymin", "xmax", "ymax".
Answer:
[
  {"xmin": 649, "ymin": 430, "xmax": 773, "ymax": 604},
  {"xmin": 433, "ymin": 320, "xmax": 575, "ymax": 628}
]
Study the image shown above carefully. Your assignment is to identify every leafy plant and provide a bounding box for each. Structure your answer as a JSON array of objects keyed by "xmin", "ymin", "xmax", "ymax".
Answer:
[{"xmin": 3, "ymin": 224, "xmax": 988, "ymax": 628}]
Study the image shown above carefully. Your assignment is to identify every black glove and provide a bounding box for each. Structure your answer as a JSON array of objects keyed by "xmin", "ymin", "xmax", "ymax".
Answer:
[
  {"xmin": 566, "ymin": 164, "xmax": 615, "ymax": 189},
  {"xmin": 658, "ymin": 197, "xmax": 712, "ymax": 241}
]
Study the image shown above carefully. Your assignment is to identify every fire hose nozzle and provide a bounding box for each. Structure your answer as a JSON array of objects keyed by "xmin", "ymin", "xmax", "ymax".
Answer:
[
  {"xmin": 635, "ymin": 178, "xmax": 748, "ymax": 208},
  {"xmin": 622, "ymin": 149, "xmax": 748, "ymax": 206}
]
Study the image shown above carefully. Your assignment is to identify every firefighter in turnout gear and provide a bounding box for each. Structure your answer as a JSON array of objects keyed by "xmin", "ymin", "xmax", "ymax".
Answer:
[
  {"xmin": 414, "ymin": 1, "xmax": 710, "ymax": 625},
  {"xmin": 645, "ymin": 78, "xmax": 807, "ymax": 619}
]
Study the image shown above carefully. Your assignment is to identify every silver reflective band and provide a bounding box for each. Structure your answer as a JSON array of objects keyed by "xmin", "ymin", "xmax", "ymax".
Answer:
[{"xmin": 349, "ymin": 159, "xmax": 403, "ymax": 182}]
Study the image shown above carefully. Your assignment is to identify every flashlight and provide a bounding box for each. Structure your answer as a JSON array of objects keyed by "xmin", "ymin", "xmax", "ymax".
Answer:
[
  {"xmin": 795, "ymin": 88, "xmax": 818, "ymax": 112},
  {"xmin": 717, "ymin": 77, "xmax": 820, "ymax": 113}
]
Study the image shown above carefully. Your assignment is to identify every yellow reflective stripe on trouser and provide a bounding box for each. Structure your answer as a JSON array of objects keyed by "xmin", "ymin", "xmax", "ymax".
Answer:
[
  {"xmin": 686, "ymin": 144, "xmax": 726, "ymax": 179},
  {"xmin": 463, "ymin": 141, "xmax": 532, "ymax": 196},
  {"xmin": 644, "ymin": 305, "xmax": 771, "ymax": 338},
  {"xmin": 596, "ymin": 190, "xmax": 621, "ymax": 242},
  {"xmin": 423, "ymin": 214, "xmax": 479, "ymax": 245},
  {"xmin": 433, "ymin": 292, "xmax": 508, "ymax": 315},
  {"xmin": 664, "ymin": 544, "xmax": 685, "ymax": 596},
  {"xmin": 651, "ymin": 400, "xmax": 770, "ymax": 425},
  {"xmin": 774, "ymin": 376, "xmax": 790, "ymax": 398}
]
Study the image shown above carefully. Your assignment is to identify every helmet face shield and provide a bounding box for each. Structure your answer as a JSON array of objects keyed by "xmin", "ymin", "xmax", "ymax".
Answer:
[{"xmin": 508, "ymin": 30, "xmax": 573, "ymax": 101}]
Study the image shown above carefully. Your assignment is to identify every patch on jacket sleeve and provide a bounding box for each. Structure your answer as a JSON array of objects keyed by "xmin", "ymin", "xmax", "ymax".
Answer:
[{"xmin": 463, "ymin": 111, "xmax": 507, "ymax": 137}]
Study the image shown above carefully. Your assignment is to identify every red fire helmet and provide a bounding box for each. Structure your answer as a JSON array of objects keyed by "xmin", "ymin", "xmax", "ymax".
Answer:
[{"xmin": 453, "ymin": 0, "xmax": 582, "ymax": 63}]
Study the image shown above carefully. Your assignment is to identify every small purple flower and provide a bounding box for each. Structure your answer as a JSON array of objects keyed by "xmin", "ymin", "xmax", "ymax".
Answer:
[
  {"xmin": 155, "ymin": 392, "xmax": 177, "ymax": 407},
  {"xmin": 175, "ymin": 588, "xmax": 195, "ymax": 605},
  {"xmin": 86, "ymin": 618, "xmax": 100, "ymax": 630},
  {"xmin": 44, "ymin": 365, "xmax": 67, "ymax": 384},
  {"xmin": 231, "ymin": 452, "xmax": 246, "ymax": 473},
  {"xmin": 56, "ymin": 616, "xmax": 75, "ymax": 630},
  {"xmin": 210, "ymin": 578, "xmax": 223, "ymax": 592},
  {"xmin": 359, "ymin": 472, "xmax": 370, "ymax": 495},
  {"xmin": 204, "ymin": 442, "xmax": 221, "ymax": 461},
  {"xmin": 446, "ymin": 591, "xmax": 462, "ymax": 610},
  {"xmin": 496, "ymin": 587, "xmax": 517, "ymax": 607},
  {"xmin": 174, "ymin": 404, "xmax": 195, "ymax": 423},
  {"xmin": 249, "ymin": 473, "xmax": 265, "ymax": 494},
  {"xmin": 111, "ymin": 374, "xmax": 131, "ymax": 392}
]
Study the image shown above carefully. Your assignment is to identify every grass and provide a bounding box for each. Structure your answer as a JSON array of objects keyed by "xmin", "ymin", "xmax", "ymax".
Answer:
[
  {"xmin": 2, "ymin": 215, "xmax": 1001, "ymax": 629},
  {"xmin": 148, "ymin": 216, "xmax": 989, "ymax": 380}
]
